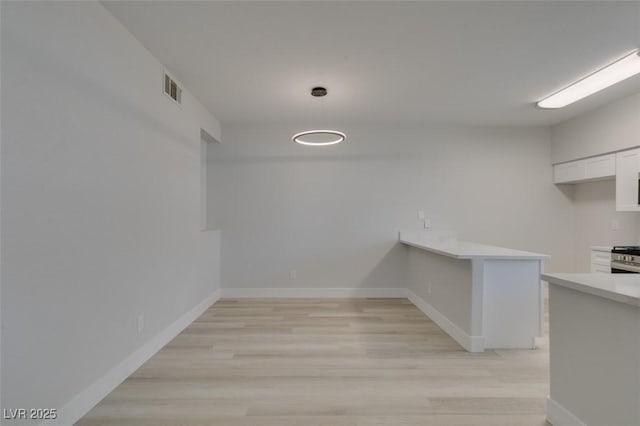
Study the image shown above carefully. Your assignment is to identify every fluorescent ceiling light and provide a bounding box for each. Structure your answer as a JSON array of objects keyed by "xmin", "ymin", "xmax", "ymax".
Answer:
[{"xmin": 537, "ymin": 49, "xmax": 640, "ymax": 109}]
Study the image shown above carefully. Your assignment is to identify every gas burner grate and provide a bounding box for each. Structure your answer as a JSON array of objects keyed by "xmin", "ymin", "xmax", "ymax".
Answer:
[{"xmin": 612, "ymin": 246, "xmax": 640, "ymax": 255}]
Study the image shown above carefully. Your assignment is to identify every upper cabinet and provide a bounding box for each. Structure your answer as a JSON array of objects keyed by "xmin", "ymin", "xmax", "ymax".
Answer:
[
  {"xmin": 553, "ymin": 148, "xmax": 640, "ymax": 212},
  {"xmin": 553, "ymin": 153, "xmax": 616, "ymax": 184},
  {"xmin": 616, "ymin": 148, "xmax": 640, "ymax": 212}
]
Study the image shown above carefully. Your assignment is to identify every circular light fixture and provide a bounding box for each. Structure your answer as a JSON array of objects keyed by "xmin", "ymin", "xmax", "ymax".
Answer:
[
  {"xmin": 292, "ymin": 87, "xmax": 346, "ymax": 146},
  {"xmin": 292, "ymin": 130, "xmax": 346, "ymax": 146}
]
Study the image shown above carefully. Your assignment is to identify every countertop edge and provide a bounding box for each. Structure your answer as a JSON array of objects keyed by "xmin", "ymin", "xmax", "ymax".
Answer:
[
  {"xmin": 401, "ymin": 239, "xmax": 468, "ymax": 259},
  {"xmin": 400, "ymin": 237, "xmax": 550, "ymax": 260},
  {"xmin": 542, "ymin": 273, "xmax": 640, "ymax": 307},
  {"xmin": 590, "ymin": 245, "xmax": 612, "ymax": 252}
]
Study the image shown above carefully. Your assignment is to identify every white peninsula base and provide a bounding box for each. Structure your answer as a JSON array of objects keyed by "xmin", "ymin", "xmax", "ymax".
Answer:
[
  {"xmin": 543, "ymin": 273, "xmax": 640, "ymax": 426},
  {"xmin": 401, "ymin": 233, "xmax": 549, "ymax": 352}
]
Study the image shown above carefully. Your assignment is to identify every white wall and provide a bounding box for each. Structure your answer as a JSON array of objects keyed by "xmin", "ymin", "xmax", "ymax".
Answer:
[
  {"xmin": 551, "ymin": 92, "xmax": 640, "ymax": 164},
  {"xmin": 571, "ymin": 180, "xmax": 640, "ymax": 272},
  {"xmin": 1, "ymin": 2, "xmax": 220, "ymax": 423},
  {"xmin": 209, "ymin": 124, "xmax": 575, "ymax": 291}
]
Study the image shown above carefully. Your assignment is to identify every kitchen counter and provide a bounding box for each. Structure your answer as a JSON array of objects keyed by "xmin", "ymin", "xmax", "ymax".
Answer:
[
  {"xmin": 542, "ymin": 273, "xmax": 640, "ymax": 307},
  {"xmin": 401, "ymin": 232, "xmax": 548, "ymax": 352},
  {"xmin": 590, "ymin": 245, "xmax": 612, "ymax": 252},
  {"xmin": 400, "ymin": 233, "xmax": 549, "ymax": 260},
  {"xmin": 544, "ymin": 272, "xmax": 640, "ymax": 426}
]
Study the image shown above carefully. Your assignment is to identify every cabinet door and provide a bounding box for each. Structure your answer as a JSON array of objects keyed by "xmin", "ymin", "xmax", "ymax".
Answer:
[
  {"xmin": 584, "ymin": 154, "xmax": 615, "ymax": 180},
  {"xmin": 554, "ymin": 160, "xmax": 586, "ymax": 183},
  {"xmin": 590, "ymin": 249, "xmax": 610, "ymax": 274},
  {"xmin": 590, "ymin": 264, "xmax": 611, "ymax": 274},
  {"xmin": 616, "ymin": 148, "xmax": 640, "ymax": 212},
  {"xmin": 590, "ymin": 249, "xmax": 611, "ymax": 265}
]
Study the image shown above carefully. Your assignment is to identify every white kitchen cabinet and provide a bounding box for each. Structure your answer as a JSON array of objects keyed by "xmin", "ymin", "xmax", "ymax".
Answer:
[
  {"xmin": 553, "ymin": 160, "xmax": 585, "ymax": 183},
  {"xmin": 553, "ymin": 153, "xmax": 615, "ymax": 184},
  {"xmin": 615, "ymin": 148, "xmax": 640, "ymax": 212},
  {"xmin": 584, "ymin": 154, "xmax": 616, "ymax": 179},
  {"xmin": 590, "ymin": 247, "xmax": 611, "ymax": 274}
]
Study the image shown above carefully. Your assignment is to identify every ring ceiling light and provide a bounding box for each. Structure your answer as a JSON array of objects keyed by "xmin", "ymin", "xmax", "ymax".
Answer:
[
  {"xmin": 292, "ymin": 87, "xmax": 346, "ymax": 146},
  {"xmin": 292, "ymin": 129, "xmax": 346, "ymax": 146}
]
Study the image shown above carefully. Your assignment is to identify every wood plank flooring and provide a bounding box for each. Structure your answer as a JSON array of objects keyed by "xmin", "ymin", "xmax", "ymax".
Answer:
[{"xmin": 77, "ymin": 298, "xmax": 550, "ymax": 425}]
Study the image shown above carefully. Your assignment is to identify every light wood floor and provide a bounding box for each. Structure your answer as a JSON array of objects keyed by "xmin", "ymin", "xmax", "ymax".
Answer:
[{"xmin": 78, "ymin": 298, "xmax": 550, "ymax": 425}]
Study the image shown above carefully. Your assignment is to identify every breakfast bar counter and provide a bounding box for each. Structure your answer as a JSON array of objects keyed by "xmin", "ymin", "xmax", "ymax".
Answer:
[
  {"xmin": 400, "ymin": 235, "xmax": 551, "ymax": 260},
  {"xmin": 400, "ymin": 232, "xmax": 549, "ymax": 352}
]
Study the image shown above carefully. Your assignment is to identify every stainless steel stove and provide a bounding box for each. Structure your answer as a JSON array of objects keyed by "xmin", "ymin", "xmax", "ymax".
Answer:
[{"xmin": 611, "ymin": 246, "xmax": 640, "ymax": 273}]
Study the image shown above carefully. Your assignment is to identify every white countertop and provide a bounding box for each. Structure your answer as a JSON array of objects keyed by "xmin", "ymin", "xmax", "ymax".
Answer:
[
  {"xmin": 542, "ymin": 273, "xmax": 640, "ymax": 307},
  {"xmin": 590, "ymin": 245, "xmax": 612, "ymax": 252},
  {"xmin": 399, "ymin": 233, "xmax": 549, "ymax": 260}
]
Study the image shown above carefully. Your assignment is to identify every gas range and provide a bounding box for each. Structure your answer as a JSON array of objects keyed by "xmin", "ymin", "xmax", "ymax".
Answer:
[
  {"xmin": 611, "ymin": 246, "xmax": 640, "ymax": 273},
  {"xmin": 612, "ymin": 246, "xmax": 640, "ymax": 255}
]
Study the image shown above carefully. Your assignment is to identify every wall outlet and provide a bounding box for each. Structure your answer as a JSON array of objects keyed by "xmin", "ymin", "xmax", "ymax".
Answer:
[
  {"xmin": 137, "ymin": 314, "xmax": 144, "ymax": 335},
  {"xmin": 290, "ymin": 269, "xmax": 297, "ymax": 280},
  {"xmin": 423, "ymin": 218, "xmax": 431, "ymax": 229},
  {"xmin": 611, "ymin": 219, "xmax": 621, "ymax": 230}
]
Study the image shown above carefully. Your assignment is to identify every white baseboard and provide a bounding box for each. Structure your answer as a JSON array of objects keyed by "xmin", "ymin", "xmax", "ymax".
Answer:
[
  {"xmin": 406, "ymin": 289, "xmax": 484, "ymax": 352},
  {"xmin": 221, "ymin": 287, "xmax": 408, "ymax": 299},
  {"xmin": 546, "ymin": 396, "xmax": 587, "ymax": 426},
  {"xmin": 42, "ymin": 289, "xmax": 221, "ymax": 426}
]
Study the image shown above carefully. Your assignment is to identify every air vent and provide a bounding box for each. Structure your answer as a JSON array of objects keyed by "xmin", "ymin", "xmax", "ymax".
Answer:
[{"xmin": 163, "ymin": 72, "xmax": 182, "ymax": 104}]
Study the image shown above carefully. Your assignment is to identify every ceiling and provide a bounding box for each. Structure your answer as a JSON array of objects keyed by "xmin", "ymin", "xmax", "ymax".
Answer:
[{"xmin": 102, "ymin": 1, "xmax": 640, "ymax": 127}]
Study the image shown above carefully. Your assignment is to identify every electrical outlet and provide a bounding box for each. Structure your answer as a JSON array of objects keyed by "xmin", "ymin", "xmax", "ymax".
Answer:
[
  {"xmin": 424, "ymin": 218, "xmax": 431, "ymax": 229},
  {"xmin": 290, "ymin": 269, "xmax": 297, "ymax": 280},
  {"xmin": 137, "ymin": 314, "xmax": 144, "ymax": 335},
  {"xmin": 611, "ymin": 219, "xmax": 621, "ymax": 230}
]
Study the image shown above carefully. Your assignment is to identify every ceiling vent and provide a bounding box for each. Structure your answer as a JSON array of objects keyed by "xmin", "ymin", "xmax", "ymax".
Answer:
[{"xmin": 163, "ymin": 71, "xmax": 182, "ymax": 104}]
